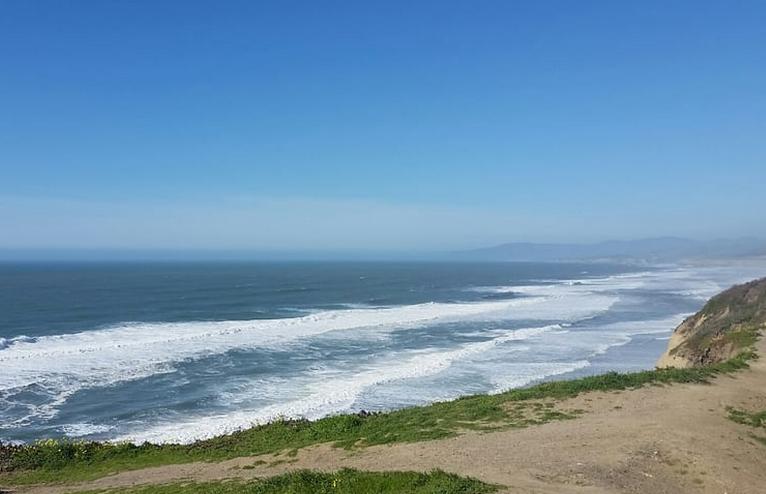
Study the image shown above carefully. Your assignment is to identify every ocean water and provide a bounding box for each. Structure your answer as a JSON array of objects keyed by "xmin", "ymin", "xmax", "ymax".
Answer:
[{"xmin": 2, "ymin": 260, "xmax": 765, "ymax": 444}]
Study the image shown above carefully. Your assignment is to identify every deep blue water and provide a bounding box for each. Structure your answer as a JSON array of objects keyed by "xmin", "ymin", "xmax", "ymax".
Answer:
[{"xmin": 1, "ymin": 260, "xmax": 763, "ymax": 444}]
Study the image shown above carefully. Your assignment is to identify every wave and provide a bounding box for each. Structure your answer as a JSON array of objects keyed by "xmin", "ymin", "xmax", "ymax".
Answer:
[
  {"xmin": 470, "ymin": 271, "xmax": 654, "ymax": 295},
  {"xmin": 470, "ymin": 268, "xmax": 732, "ymax": 300},
  {"xmin": 484, "ymin": 313, "xmax": 687, "ymax": 394},
  {"xmin": 598, "ymin": 313, "xmax": 688, "ymax": 335},
  {"xmin": 115, "ymin": 324, "xmax": 562, "ymax": 444},
  {"xmin": 0, "ymin": 335, "xmax": 37, "ymax": 351},
  {"xmin": 535, "ymin": 313, "xmax": 689, "ymax": 358},
  {"xmin": 0, "ymin": 288, "xmax": 617, "ymax": 422},
  {"xmin": 0, "ymin": 299, "xmax": 611, "ymax": 391},
  {"xmin": 60, "ymin": 422, "xmax": 115, "ymax": 437},
  {"xmin": 6, "ymin": 263, "xmax": 766, "ymax": 445},
  {"xmin": 488, "ymin": 360, "xmax": 591, "ymax": 393},
  {"xmin": 111, "ymin": 314, "xmax": 686, "ymax": 444}
]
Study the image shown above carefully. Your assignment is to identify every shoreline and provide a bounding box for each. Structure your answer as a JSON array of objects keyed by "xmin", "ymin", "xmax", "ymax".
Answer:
[
  {"xmin": 7, "ymin": 259, "xmax": 766, "ymax": 446},
  {"xmin": 2, "ymin": 315, "xmax": 684, "ymax": 448},
  {"xmin": 3, "ymin": 273, "xmax": 766, "ymax": 493},
  {"xmin": 2, "ymin": 343, "xmax": 756, "ymax": 488}
]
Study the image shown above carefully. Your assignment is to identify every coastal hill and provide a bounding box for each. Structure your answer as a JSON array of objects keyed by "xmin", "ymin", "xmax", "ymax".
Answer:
[
  {"xmin": 452, "ymin": 237, "xmax": 766, "ymax": 262},
  {"xmin": 658, "ymin": 277, "xmax": 766, "ymax": 368}
]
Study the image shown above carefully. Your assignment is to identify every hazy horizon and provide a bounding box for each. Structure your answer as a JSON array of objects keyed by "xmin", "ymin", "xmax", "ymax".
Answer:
[{"xmin": 1, "ymin": 235, "xmax": 764, "ymax": 262}]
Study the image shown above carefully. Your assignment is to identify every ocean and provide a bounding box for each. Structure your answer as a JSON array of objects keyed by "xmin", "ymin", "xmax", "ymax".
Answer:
[{"xmin": 2, "ymin": 259, "xmax": 765, "ymax": 444}]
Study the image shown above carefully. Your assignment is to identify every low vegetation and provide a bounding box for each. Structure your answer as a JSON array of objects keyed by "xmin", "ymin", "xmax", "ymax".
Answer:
[
  {"xmin": 727, "ymin": 407, "xmax": 766, "ymax": 429},
  {"xmin": 727, "ymin": 405, "xmax": 766, "ymax": 447},
  {"xmin": 69, "ymin": 468, "xmax": 497, "ymax": 494},
  {"xmin": 669, "ymin": 277, "xmax": 766, "ymax": 365},
  {"xmin": 0, "ymin": 350, "xmax": 754, "ymax": 485}
]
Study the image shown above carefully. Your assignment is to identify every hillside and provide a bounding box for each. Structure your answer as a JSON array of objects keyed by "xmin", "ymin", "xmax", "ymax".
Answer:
[
  {"xmin": 453, "ymin": 237, "xmax": 766, "ymax": 262},
  {"xmin": 657, "ymin": 277, "xmax": 766, "ymax": 368}
]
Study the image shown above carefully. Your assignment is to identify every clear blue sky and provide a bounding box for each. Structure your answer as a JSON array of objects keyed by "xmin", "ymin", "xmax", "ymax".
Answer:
[{"xmin": 1, "ymin": 1, "xmax": 764, "ymax": 253}]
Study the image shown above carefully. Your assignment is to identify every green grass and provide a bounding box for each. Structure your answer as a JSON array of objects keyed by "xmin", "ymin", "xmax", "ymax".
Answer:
[
  {"xmin": 721, "ymin": 326, "xmax": 761, "ymax": 350},
  {"xmin": 0, "ymin": 350, "xmax": 754, "ymax": 486},
  {"xmin": 70, "ymin": 469, "xmax": 497, "ymax": 494},
  {"xmin": 727, "ymin": 407, "xmax": 766, "ymax": 429},
  {"xmin": 727, "ymin": 405, "xmax": 766, "ymax": 448}
]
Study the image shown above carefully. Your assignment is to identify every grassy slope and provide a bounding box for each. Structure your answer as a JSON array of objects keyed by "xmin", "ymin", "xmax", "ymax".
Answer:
[
  {"xmin": 728, "ymin": 407, "xmax": 766, "ymax": 428},
  {"xmin": 727, "ymin": 405, "xmax": 766, "ymax": 447},
  {"xmin": 1, "ymin": 349, "xmax": 755, "ymax": 485},
  {"xmin": 69, "ymin": 469, "xmax": 497, "ymax": 494},
  {"xmin": 671, "ymin": 277, "xmax": 766, "ymax": 363}
]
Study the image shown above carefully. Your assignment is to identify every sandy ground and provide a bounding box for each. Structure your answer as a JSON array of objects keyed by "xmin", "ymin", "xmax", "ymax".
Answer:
[{"xmin": 8, "ymin": 337, "xmax": 766, "ymax": 494}]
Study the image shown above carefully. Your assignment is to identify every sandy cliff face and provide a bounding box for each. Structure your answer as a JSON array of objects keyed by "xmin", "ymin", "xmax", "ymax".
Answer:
[
  {"xmin": 656, "ymin": 330, "xmax": 696, "ymax": 368},
  {"xmin": 657, "ymin": 277, "xmax": 766, "ymax": 368}
]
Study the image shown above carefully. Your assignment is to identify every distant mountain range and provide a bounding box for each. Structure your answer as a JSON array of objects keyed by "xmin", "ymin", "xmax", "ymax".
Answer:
[
  {"xmin": 453, "ymin": 237, "xmax": 766, "ymax": 262},
  {"xmin": 2, "ymin": 237, "xmax": 764, "ymax": 262}
]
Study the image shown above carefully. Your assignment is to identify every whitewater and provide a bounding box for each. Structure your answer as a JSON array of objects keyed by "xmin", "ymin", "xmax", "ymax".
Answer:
[{"xmin": 1, "ymin": 259, "xmax": 765, "ymax": 444}]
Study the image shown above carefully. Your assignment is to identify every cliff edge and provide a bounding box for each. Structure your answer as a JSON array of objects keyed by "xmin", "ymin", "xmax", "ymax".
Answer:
[{"xmin": 657, "ymin": 277, "xmax": 766, "ymax": 368}]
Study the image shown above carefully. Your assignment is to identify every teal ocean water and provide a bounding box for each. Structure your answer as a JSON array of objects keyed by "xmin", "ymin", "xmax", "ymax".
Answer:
[{"xmin": 1, "ymin": 260, "xmax": 764, "ymax": 444}]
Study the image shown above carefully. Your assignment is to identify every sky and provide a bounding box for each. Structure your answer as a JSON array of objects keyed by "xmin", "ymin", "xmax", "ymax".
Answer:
[{"xmin": 1, "ymin": 1, "xmax": 765, "ymax": 256}]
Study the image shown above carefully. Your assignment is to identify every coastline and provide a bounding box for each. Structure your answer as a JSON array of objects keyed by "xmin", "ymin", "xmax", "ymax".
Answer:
[
  {"xmin": 4, "ymin": 270, "xmax": 766, "ymax": 493},
  {"xmin": 2, "ymin": 341, "xmax": 759, "ymax": 492}
]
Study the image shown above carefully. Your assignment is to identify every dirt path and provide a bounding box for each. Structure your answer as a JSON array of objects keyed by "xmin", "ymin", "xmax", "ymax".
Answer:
[{"xmin": 12, "ymin": 338, "xmax": 766, "ymax": 494}]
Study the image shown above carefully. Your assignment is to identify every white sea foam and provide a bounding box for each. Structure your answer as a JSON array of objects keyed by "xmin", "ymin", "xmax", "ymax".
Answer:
[
  {"xmin": 488, "ymin": 360, "xmax": 591, "ymax": 393},
  {"xmin": 12, "ymin": 265, "xmax": 747, "ymax": 443},
  {"xmin": 474, "ymin": 267, "xmax": 730, "ymax": 301},
  {"xmin": 0, "ymin": 287, "xmax": 617, "ymax": 422},
  {"xmin": 541, "ymin": 313, "xmax": 689, "ymax": 359},
  {"xmin": 61, "ymin": 422, "xmax": 115, "ymax": 437},
  {"xmin": 115, "ymin": 324, "xmax": 561, "ymax": 444},
  {"xmin": 117, "ymin": 312, "xmax": 691, "ymax": 444},
  {"xmin": 470, "ymin": 271, "xmax": 654, "ymax": 297},
  {"xmin": 600, "ymin": 313, "xmax": 689, "ymax": 336},
  {"xmin": 0, "ymin": 335, "xmax": 37, "ymax": 350}
]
